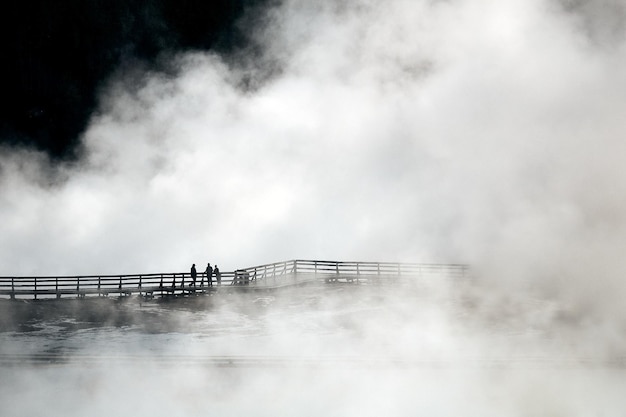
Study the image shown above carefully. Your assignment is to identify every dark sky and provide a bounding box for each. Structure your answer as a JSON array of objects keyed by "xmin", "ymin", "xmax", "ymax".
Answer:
[{"xmin": 0, "ymin": 0, "xmax": 266, "ymax": 160}]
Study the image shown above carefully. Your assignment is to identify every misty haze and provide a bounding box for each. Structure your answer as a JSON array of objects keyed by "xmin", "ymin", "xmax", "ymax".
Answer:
[{"xmin": 2, "ymin": 0, "xmax": 626, "ymax": 415}]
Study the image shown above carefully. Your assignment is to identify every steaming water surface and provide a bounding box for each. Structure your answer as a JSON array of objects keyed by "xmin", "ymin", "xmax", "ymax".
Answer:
[{"xmin": 1, "ymin": 282, "xmax": 625, "ymax": 416}]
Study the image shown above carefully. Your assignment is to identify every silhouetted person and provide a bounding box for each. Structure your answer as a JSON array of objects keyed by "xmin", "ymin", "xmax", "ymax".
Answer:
[
  {"xmin": 190, "ymin": 264, "xmax": 197, "ymax": 287},
  {"xmin": 205, "ymin": 263, "xmax": 213, "ymax": 287},
  {"xmin": 214, "ymin": 265, "xmax": 221, "ymax": 285}
]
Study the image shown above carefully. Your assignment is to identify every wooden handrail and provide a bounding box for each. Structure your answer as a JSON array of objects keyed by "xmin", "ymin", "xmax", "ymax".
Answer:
[{"xmin": 0, "ymin": 259, "xmax": 469, "ymax": 299}]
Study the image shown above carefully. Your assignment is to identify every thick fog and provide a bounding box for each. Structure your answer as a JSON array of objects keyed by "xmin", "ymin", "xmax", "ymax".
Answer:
[
  {"xmin": 3, "ymin": 0, "xmax": 626, "ymax": 312},
  {"xmin": 1, "ymin": 282, "xmax": 625, "ymax": 417},
  {"xmin": 1, "ymin": 1, "xmax": 626, "ymax": 413}
]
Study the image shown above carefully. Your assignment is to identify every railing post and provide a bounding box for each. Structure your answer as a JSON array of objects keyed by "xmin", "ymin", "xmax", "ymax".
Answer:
[
  {"xmin": 56, "ymin": 277, "xmax": 60, "ymax": 299},
  {"xmin": 356, "ymin": 263, "xmax": 360, "ymax": 284},
  {"xmin": 119, "ymin": 275, "xmax": 122, "ymax": 290},
  {"xmin": 139, "ymin": 275, "xmax": 143, "ymax": 290},
  {"xmin": 34, "ymin": 277, "xmax": 37, "ymax": 300},
  {"xmin": 10, "ymin": 278, "xmax": 15, "ymax": 300}
]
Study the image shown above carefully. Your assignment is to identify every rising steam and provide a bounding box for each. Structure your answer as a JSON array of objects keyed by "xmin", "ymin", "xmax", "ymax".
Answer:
[{"xmin": 1, "ymin": 0, "xmax": 626, "ymax": 381}]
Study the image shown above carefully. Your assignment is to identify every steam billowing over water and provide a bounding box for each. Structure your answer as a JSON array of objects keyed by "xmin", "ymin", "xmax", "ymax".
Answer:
[
  {"xmin": 2, "ymin": 0, "xmax": 626, "ymax": 414},
  {"xmin": 1, "ymin": 280, "xmax": 625, "ymax": 416}
]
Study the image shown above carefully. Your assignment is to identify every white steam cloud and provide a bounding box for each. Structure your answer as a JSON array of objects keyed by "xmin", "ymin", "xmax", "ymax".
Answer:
[{"xmin": 2, "ymin": 0, "xmax": 626, "ymax": 322}]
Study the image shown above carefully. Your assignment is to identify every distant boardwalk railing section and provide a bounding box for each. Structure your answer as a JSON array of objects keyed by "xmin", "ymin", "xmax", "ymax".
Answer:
[
  {"xmin": 0, "ymin": 259, "xmax": 468, "ymax": 300},
  {"xmin": 240, "ymin": 260, "xmax": 468, "ymax": 285}
]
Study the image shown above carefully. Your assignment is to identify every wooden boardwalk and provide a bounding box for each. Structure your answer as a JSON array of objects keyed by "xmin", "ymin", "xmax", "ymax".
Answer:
[{"xmin": 0, "ymin": 259, "xmax": 469, "ymax": 300}]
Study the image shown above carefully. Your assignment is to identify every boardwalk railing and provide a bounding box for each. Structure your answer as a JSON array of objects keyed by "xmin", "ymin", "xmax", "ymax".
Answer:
[
  {"xmin": 0, "ymin": 271, "xmax": 237, "ymax": 300},
  {"xmin": 239, "ymin": 260, "xmax": 468, "ymax": 285},
  {"xmin": 0, "ymin": 259, "xmax": 468, "ymax": 300}
]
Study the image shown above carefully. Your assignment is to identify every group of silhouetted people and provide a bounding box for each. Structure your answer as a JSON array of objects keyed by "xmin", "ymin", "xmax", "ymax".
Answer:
[{"xmin": 189, "ymin": 262, "xmax": 221, "ymax": 288}]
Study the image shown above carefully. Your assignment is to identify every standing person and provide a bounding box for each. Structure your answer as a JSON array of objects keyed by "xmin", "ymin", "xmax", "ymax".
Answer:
[
  {"xmin": 190, "ymin": 264, "xmax": 197, "ymax": 287},
  {"xmin": 214, "ymin": 265, "xmax": 221, "ymax": 285},
  {"xmin": 205, "ymin": 263, "xmax": 213, "ymax": 287}
]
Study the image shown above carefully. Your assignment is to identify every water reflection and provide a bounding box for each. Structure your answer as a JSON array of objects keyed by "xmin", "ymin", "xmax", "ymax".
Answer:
[{"xmin": 1, "ymin": 284, "xmax": 625, "ymax": 416}]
